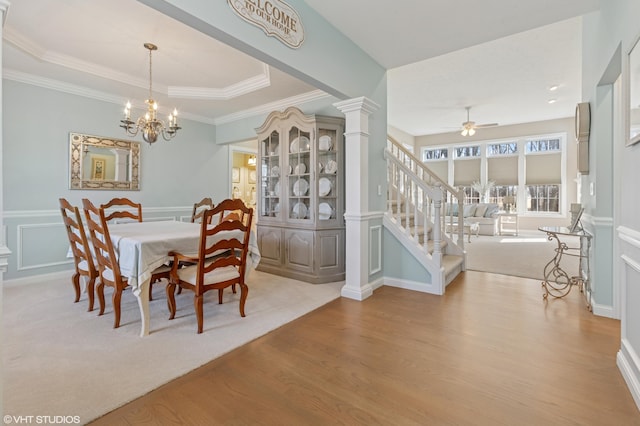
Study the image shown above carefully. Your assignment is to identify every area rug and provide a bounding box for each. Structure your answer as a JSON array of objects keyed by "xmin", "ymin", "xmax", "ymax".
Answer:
[
  {"xmin": 464, "ymin": 229, "xmax": 580, "ymax": 280},
  {"xmin": 3, "ymin": 270, "xmax": 342, "ymax": 424}
]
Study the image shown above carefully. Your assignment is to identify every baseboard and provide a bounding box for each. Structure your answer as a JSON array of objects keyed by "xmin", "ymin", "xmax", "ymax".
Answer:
[
  {"xmin": 3, "ymin": 269, "xmax": 71, "ymax": 288},
  {"xmin": 617, "ymin": 339, "xmax": 640, "ymax": 411},
  {"xmin": 592, "ymin": 299, "xmax": 616, "ymax": 319},
  {"xmin": 383, "ymin": 276, "xmax": 441, "ymax": 295}
]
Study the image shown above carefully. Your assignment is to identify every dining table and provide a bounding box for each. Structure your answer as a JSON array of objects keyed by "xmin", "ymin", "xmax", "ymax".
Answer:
[{"xmin": 105, "ymin": 220, "xmax": 260, "ymax": 336}]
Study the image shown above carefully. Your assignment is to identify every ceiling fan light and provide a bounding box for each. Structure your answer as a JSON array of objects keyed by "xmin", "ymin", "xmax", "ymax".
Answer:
[
  {"xmin": 461, "ymin": 128, "xmax": 468, "ymax": 136},
  {"xmin": 469, "ymin": 128, "xmax": 476, "ymax": 136}
]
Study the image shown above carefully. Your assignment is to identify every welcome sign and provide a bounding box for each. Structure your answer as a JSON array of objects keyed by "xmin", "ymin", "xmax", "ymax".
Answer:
[{"xmin": 228, "ymin": 0, "xmax": 304, "ymax": 48}]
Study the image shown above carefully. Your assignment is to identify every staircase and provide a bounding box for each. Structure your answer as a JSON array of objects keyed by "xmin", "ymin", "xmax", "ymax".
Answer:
[{"xmin": 384, "ymin": 136, "xmax": 467, "ymax": 294}]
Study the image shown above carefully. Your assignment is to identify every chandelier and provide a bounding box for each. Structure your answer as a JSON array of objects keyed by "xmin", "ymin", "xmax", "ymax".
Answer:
[{"xmin": 120, "ymin": 43, "xmax": 181, "ymax": 144}]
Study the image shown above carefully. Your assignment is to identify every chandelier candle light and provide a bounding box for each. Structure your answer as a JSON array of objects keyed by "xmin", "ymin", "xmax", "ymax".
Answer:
[{"xmin": 120, "ymin": 43, "xmax": 181, "ymax": 144}]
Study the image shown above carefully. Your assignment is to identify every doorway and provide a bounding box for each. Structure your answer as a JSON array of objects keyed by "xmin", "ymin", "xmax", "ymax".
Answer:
[{"xmin": 229, "ymin": 142, "xmax": 258, "ymax": 210}]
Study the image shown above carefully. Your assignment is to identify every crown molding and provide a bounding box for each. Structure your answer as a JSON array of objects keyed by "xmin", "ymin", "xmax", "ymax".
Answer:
[
  {"xmin": 213, "ymin": 89, "xmax": 331, "ymax": 125},
  {"xmin": 4, "ymin": 69, "xmax": 329, "ymax": 127},
  {"xmin": 168, "ymin": 64, "xmax": 271, "ymax": 100},
  {"xmin": 5, "ymin": 28, "xmax": 272, "ymax": 100}
]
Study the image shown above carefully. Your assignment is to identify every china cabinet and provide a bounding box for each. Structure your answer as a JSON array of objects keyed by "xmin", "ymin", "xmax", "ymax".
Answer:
[{"xmin": 255, "ymin": 107, "xmax": 345, "ymax": 283}]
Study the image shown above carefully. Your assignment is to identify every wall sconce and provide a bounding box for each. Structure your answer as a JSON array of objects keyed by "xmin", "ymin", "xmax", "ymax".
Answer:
[{"xmin": 248, "ymin": 155, "xmax": 256, "ymax": 166}]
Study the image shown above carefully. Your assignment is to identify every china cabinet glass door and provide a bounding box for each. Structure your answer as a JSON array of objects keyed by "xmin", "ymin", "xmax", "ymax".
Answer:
[
  {"xmin": 260, "ymin": 130, "xmax": 281, "ymax": 218},
  {"xmin": 287, "ymin": 126, "xmax": 312, "ymax": 222}
]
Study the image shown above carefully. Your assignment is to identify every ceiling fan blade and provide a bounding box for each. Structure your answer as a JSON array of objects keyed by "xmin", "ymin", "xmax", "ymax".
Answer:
[{"xmin": 475, "ymin": 123, "xmax": 499, "ymax": 128}]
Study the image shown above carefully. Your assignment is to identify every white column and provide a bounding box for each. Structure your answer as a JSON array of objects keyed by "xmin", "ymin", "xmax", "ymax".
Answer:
[
  {"xmin": 0, "ymin": 1, "xmax": 13, "ymax": 418},
  {"xmin": 111, "ymin": 148, "xmax": 129, "ymax": 181},
  {"xmin": 334, "ymin": 97, "xmax": 380, "ymax": 301}
]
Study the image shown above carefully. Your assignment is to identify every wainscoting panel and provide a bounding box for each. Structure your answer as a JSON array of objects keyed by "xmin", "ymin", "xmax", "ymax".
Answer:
[
  {"xmin": 369, "ymin": 225, "xmax": 382, "ymax": 275},
  {"xmin": 3, "ymin": 207, "xmax": 192, "ymax": 280},
  {"xmin": 617, "ymin": 226, "xmax": 640, "ymax": 411},
  {"xmin": 17, "ymin": 222, "xmax": 71, "ymax": 271}
]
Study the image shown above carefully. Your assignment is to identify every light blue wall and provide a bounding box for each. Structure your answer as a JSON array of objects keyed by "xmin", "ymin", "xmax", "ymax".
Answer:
[
  {"xmin": 3, "ymin": 80, "xmax": 228, "ymax": 279},
  {"xmin": 141, "ymin": 0, "xmax": 390, "ymax": 288},
  {"xmin": 582, "ymin": 0, "xmax": 640, "ymax": 408},
  {"xmin": 382, "ymin": 228, "xmax": 431, "ymax": 283}
]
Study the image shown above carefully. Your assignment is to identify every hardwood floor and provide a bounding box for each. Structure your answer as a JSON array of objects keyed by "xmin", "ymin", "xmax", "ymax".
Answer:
[{"xmin": 90, "ymin": 271, "xmax": 640, "ymax": 425}]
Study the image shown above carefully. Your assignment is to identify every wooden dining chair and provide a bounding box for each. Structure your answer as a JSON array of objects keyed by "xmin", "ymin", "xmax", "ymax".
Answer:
[
  {"xmin": 82, "ymin": 199, "xmax": 170, "ymax": 328},
  {"xmin": 59, "ymin": 198, "xmax": 98, "ymax": 311},
  {"xmin": 166, "ymin": 198, "xmax": 254, "ymax": 334},
  {"xmin": 191, "ymin": 197, "xmax": 214, "ymax": 223},
  {"xmin": 101, "ymin": 197, "xmax": 143, "ymax": 223}
]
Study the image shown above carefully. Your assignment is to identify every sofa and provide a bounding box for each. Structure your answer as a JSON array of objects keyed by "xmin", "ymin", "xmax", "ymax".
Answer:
[{"xmin": 444, "ymin": 202, "xmax": 500, "ymax": 236}]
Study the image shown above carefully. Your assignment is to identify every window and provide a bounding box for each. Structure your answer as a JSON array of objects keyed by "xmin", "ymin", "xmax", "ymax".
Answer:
[
  {"xmin": 453, "ymin": 145, "xmax": 481, "ymax": 158},
  {"xmin": 526, "ymin": 138, "xmax": 561, "ymax": 153},
  {"xmin": 460, "ymin": 186, "xmax": 480, "ymax": 204},
  {"xmin": 419, "ymin": 132, "xmax": 565, "ymax": 216},
  {"xmin": 488, "ymin": 185, "xmax": 518, "ymax": 211},
  {"xmin": 422, "ymin": 147, "xmax": 448, "ymax": 161},
  {"xmin": 487, "ymin": 142, "xmax": 518, "ymax": 156},
  {"xmin": 526, "ymin": 184, "xmax": 559, "ymax": 212}
]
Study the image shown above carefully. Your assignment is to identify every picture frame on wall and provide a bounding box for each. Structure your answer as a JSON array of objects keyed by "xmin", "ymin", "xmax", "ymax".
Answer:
[
  {"xmin": 232, "ymin": 167, "xmax": 240, "ymax": 183},
  {"xmin": 91, "ymin": 158, "xmax": 105, "ymax": 180},
  {"xmin": 628, "ymin": 34, "xmax": 640, "ymax": 146}
]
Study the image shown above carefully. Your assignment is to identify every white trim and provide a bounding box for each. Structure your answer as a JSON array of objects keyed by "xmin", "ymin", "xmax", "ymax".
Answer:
[
  {"xmin": 344, "ymin": 211, "xmax": 384, "ymax": 222},
  {"xmin": 369, "ymin": 225, "xmax": 382, "ymax": 274},
  {"xmin": 619, "ymin": 226, "xmax": 640, "ymax": 248},
  {"xmin": 17, "ymin": 222, "xmax": 71, "ymax": 271},
  {"xmin": 618, "ymin": 339, "xmax": 640, "ymax": 411},
  {"xmin": 621, "ymin": 254, "xmax": 640, "ymax": 273},
  {"xmin": 340, "ymin": 283, "xmax": 374, "ymax": 301},
  {"xmin": 214, "ymin": 90, "xmax": 331, "ymax": 125},
  {"xmin": 383, "ymin": 276, "xmax": 442, "ymax": 295}
]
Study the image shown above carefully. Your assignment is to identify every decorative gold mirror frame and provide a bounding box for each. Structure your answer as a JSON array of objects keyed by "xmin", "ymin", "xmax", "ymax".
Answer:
[{"xmin": 69, "ymin": 132, "xmax": 140, "ymax": 190}]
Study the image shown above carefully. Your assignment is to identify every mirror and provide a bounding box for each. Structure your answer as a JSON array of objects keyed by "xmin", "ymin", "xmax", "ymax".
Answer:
[
  {"xmin": 69, "ymin": 132, "xmax": 140, "ymax": 190},
  {"xmin": 629, "ymin": 36, "xmax": 640, "ymax": 145}
]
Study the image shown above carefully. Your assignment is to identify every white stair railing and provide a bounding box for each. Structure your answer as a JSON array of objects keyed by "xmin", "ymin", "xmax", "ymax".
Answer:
[{"xmin": 385, "ymin": 136, "xmax": 466, "ymax": 250}]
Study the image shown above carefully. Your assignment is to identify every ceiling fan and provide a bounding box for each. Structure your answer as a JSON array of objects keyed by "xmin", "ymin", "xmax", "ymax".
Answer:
[{"xmin": 461, "ymin": 106, "xmax": 498, "ymax": 136}]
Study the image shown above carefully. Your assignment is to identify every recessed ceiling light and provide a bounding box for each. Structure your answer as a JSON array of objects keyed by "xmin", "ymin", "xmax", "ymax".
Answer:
[
  {"xmin": 548, "ymin": 99, "xmax": 557, "ymax": 104},
  {"xmin": 549, "ymin": 85, "xmax": 559, "ymax": 91}
]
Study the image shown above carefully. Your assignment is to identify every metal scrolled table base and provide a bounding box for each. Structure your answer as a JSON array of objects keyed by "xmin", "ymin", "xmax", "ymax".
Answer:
[{"xmin": 539, "ymin": 226, "xmax": 592, "ymax": 312}]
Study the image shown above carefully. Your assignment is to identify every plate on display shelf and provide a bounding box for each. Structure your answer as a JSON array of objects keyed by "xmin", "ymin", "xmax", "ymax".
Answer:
[
  {"xmin": 292, "ymin": 202, "xmax": 308, "ymax": 219},
  {"xmin": 271, "ymin": 165, "xmax": 280, "ymax": 176},
  {"xmin": 319, "ymin": 177, "xmax": 332, "ymax": 196},
  {"xmin": 290, "ymin": 136, "xmax": 310, "ymax": 153},
  {"xmin": 273, "ymin": 203, "xmax": 280, "ymax": 215},
  {"xmin": 319, "ymin": 202, "xmax": 333, "ymax": 220},
  {"xmin": 269, "ymin": 142, "xmax": 279, "ymax": 156},
  {"xmin": 293, "ymin": 178, "xmax": 309, "ymax": 196},
  {"xmin": 294, "ymin": 163, "xmax": 306, "ymax": 175},
  {"xmin": 319, "ymin": 135, "xmax": 333, "ymax": 151},
  {"xmin": 274, "ymin": 180, "xmax": 280, "ymax": 197},
  {"xmin": 325, "ymin": 159, "xmax": 338, "ymax": 174}
]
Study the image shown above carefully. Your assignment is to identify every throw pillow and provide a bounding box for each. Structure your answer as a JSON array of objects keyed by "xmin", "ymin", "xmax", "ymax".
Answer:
[
  {"xmin": 463, "ymin": 204, "xmax": 476, "ymax": 217},
  {"xmin": 484, "ymin": 204, "xmax": 500, "ymax": 217},
  {"xmin": 474, "ymin": 204, "xmax": 488, "ymax": 217}
]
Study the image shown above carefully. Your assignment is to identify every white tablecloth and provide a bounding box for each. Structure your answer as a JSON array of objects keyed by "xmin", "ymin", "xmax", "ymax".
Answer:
[{"xmin": 97, "ymin": 220, "xmax": 260, "ymax": 336}]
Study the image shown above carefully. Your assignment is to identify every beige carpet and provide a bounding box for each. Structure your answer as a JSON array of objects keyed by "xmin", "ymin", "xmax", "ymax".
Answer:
[
  {"xmin": 464, "ymin": 229, "xmax": 580, "ymax": 280},
  {"xmin": 3, "ymin": 270, "xmax": 342, "ymax": 424}
]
